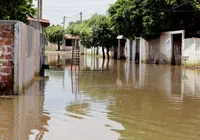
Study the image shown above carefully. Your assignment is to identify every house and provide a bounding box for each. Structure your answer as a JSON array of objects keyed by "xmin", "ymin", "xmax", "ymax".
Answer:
[
  {"xmin": 125, "ymin": 29, "xmax": 200, "ymax": 66},
  {"xmin": 27, "ymin": 17, "xmax": 50, "ymax": 33},
  {"xmin": 125, "ymin": 30, "xmax": 188, "ymax": 65},
  {"xmin": 63, "ymin": 34, "xmax": 80, "ymax": 51}
]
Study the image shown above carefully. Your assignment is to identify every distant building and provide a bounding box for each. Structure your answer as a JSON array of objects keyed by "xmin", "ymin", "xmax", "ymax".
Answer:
[
  {"xmin": 63, "ymin": 34, "xmax": 80, "ymax": 51},
  {"xmin": 27, "ymin": 17, "xmax": 50, "ymax": 33}
]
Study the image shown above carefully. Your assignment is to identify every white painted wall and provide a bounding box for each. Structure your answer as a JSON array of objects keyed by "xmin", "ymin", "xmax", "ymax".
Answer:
[
  {"xmin": 183, "ymin": 38, "xmax": 200, "ymax": 65},
  {"xmin": 140, "ymin": 30, "xmax": 185, "ymax": 64},
  {"xmin": 84, "ymin": 47, "xmax": 115, "ymax": 59},
  {"xmin": 16, "ymin": 22, "xmax": 41, "ymax": 93},
  {"xmin": 140, "ymin": 38, "xmax": 149, "ymax": 62},
  {"xmin": 125, "ymin": 39, "xmax": 136, "ymax": 61}
]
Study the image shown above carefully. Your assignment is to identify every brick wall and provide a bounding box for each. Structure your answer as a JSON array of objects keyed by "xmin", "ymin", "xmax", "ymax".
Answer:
[{"xmin": 0, "ymin": 24, "xmax": 14, "ymax": 91}]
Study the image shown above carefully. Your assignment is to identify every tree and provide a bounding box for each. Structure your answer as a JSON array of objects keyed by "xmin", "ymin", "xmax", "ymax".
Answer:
[
  {"xmin": 90, "ymin": 15, "xmax": 118, "ymax": 59},
  {"xmin": 66, "ymin": 14, "xmax": 118, "ymax": 59},
  {"xmin": 67, "ymin": 21, "xmax": 93, "ymax": 48},
  {"xmin": 0, "ymin": 0, "xmax": 36, "ymax": 23},
  {"xmin": 45, "ymin": 25, "xmax": 64, "ymax": 51},
  {"xmin": 108, "ymin": 0, "xmax": 200, "ymax": 40}
]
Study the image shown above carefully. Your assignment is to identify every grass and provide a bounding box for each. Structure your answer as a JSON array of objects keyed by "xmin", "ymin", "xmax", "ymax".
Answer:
[
  {"xmin": 0, "ymin": 59, "xmax": 2, "ymax": 66},
  {"xmin": 45, "ymin": 46, "xmax": 57, "ymax": 51}
]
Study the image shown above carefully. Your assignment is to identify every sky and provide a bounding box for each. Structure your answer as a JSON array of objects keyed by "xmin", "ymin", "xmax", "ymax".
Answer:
[{"xmin": 34, "ymin": 0, "xmax": 116, "ymax": 26}]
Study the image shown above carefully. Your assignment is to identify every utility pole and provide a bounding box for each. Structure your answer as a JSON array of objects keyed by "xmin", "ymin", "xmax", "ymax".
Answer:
[
  {"xmin": 63, "ymin": 16, "xmax": 66, "ymax": 30},
  {"xmin": 80, "ymin": 12, "xmax": 83, "ymax": 22},
  {"xmin": 62, "ymin": 16, "xmax": 66, "ymax": 48},
  {"xmin": 40, "ymin": 0, "xmax": 43, "ymax": 19},
  {"xmin": 37, "ymin": 0, "xmax": 40, "ymax": 30}
]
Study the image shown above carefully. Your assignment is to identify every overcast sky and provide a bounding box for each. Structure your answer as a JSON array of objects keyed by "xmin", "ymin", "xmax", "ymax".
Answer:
[{"xmin": 34, "ymin": 0, "xmax": 115, "ymax": 26}]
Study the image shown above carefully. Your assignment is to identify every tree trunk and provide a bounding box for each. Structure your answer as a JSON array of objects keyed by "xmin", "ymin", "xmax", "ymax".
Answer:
[
  {"xmin": 102, "ymin": 47, "xmax": 105, "ymax": 59},
  {"xmin": 106, "ymin": 46, "xmax": 110, "ymax": 60},
  {"xmin": 57, "ymin": 42, "xmax": 60, "ymax": 51},
  {"xmin": 96, "ymin": 46, "xmax": 99, "ymax": 55}
]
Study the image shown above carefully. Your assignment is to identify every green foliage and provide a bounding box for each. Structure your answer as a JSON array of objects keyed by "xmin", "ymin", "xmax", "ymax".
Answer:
[
  {"xmin": 45, "ymin": 25, "xmax": 64, "ymax": 50},
  {"xmin": 66, "ymin": 14, "xmax": 118, "ymax": 49},
  {"xmin": 0, "ymin": 0, "xmax": 36, "ymax": 23},
  {"xmin": 89, "ymin": 14, "xmax": 118, "ymax": 48},
  {"xmin": 67, "ymin": 21, "xmax": 93, "ymax": 48},
  {"xmin": 108, "ymin": 0, "xmax": 200, "ymax": 40}
]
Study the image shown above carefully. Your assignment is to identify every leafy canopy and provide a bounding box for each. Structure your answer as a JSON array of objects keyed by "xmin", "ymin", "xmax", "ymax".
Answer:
[
  {"xmin": 108, "ymin": 0, "xmax": 200, "ymax": 40},
  {"xmin": 0, "ymin": 0, "xmax": 36, "ymax": 23},
  {"xmin": 66, "ymin": 14, "xmax": 118, "ymax": 48},
  {"xmin": 45, "ymin": 25, "xmax": 64, "ymax": 46}
]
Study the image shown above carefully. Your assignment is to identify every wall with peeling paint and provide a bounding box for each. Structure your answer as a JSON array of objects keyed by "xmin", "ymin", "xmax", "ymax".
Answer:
[{"xmin": 140, "ymin": 30, "xmax": 185, "ymax": 64}]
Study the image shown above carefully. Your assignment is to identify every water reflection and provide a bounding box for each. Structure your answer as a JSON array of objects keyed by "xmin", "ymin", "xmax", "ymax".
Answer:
[
  {"xmin": 77, "ymin": 56, "xmax": 200, "ymax": 140},
  {"xmin": 4, "ymin": 54, "xmax": 199, "ymax": 140},
  {"xmin": 43, "ymin": 55, "xmax": 122, "ymax": 140},
  {"xmin": 0, "ymin": 80, "xmax": 50, "ymax": 140},
  {"xmin": 81, "ymin": 55, "xmax": 112, "ymax": 71}
]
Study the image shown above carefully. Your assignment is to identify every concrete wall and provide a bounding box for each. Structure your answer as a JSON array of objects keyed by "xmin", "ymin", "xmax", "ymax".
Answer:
[
  {"xmin": 125, "ymin": 30, "xmax": 200, "ymax": 66},
  {"xmin": 0, "ymin": 21, "xmax": 42, "ymax": 94},
  {"xmin": 140, "ymin": 38, "xmax": 149, "ymax": 62},
  {"xmin": 182, "ymin": 38, "xmax": 200, "ymax": 65},
  {"xmin": 47, "ymin": 42, "xmax": 58, "ymax": 49},
  {"xmin": 84, "ymin": 47, "xmax": 115, "ymax": 59},
  {"xmin": 125, "ymin": 39, "xmax": 135, "ymax": 60},
  {"xmin": 143, "ymin": 30, "xmax": 185, "ymax": 64},
  {"xmin": 16, "ymin": 22, "xmax": 41, "ymax": 94},
  {"xmin": 125, "ymin": 30, "xmax": 185, "ymax": 64}
]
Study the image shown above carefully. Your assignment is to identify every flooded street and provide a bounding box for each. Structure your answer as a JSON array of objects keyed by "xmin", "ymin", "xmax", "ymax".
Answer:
[{"xmin": 1, "ymin": 54, "xmax": 200, "ymax": 140}]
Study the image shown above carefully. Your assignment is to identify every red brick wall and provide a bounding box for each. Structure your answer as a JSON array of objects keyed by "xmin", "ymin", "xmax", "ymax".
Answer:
[{"xmin": 0, "ymin": 24, "xmax": 14, "ymax": 91}]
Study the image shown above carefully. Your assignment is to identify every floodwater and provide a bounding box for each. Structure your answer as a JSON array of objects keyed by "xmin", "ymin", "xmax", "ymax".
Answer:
[{"xmin": 1, "ymin": 54, "xmax": 200, "ymax": 140}]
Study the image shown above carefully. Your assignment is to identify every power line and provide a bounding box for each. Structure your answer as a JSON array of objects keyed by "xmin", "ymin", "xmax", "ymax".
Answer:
[
  {"xmin": 149, "ymin": 1, "xmax": 191, "ymax": 14},
  {"xmin": 163, "ymin": 1, "xmax": 191, "ymax": 13},
  {"xmin": 43, "ymin": 6, "xmax": 109, "ymax": 13},
  {"xmin": 44, "ymin": 4, "xmax": 111, "ymax": 9},
  {"xmin": 43, "ymin": 12, "xmax": 78, "ymax": 20},
  {"xmin": 187, "ymin": 19, "xmax": 200, "ymax": 28}
]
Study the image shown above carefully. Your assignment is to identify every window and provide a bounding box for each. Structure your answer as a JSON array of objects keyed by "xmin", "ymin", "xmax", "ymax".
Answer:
[{"xmin": 65, "ymin": 39, "xmax": 72, "ymax": 46}]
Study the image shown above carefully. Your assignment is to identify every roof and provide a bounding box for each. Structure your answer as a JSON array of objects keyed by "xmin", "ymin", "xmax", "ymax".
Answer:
[
  {"xmin": 27, "ymin": 17, "xmax": 50, "ymax": 27},
  {"xmin": 64, "ymin": 34, "xmax": 80, "ymax": 40}
]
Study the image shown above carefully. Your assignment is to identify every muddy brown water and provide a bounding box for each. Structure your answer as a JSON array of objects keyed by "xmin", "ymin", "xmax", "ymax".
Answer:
[{"xmin": 0, "ymin": 54, "xmax": 200, "ymax": 140}]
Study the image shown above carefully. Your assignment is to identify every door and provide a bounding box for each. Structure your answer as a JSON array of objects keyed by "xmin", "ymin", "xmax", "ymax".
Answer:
[{"xmin": 172, "ymin": 34, "xmax": 182, "ymax": 65}]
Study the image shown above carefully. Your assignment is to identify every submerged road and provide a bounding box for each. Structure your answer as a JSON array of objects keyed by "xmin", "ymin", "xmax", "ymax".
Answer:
[{"xmin": 0, "ymin": 54, "xmax": 200, "ymax": 140}]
